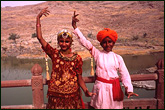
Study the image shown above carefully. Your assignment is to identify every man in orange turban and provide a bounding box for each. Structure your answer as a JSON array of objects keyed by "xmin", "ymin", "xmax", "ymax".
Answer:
[
  {"xmin": 97, "ymin": 28, "xmax": 118, "ymax": 43},
  {"xmin": 72, "ymin": 11, "xmax": 139, "ymax": 109}
]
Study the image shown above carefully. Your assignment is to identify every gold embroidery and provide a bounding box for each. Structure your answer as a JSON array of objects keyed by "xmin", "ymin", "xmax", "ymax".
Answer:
[
  {"xmin": 70, "ymin": 81, "xmax": 74, "ymax": 85},
  {"xmin": 59, "ymin": 51, "xmax": 78, "ymax": 61},
  {"xmin": 60, "ymin": 61, "xmax": 64, "ymax": 65},
  {"xmin": 55, "ymin": 80, "xmax": 61, "ymax": 86},
  {"xmin": 48, "ymin": 52, "xmax": 82, "ymax": 94},
  {"xmin": 54, "ymin": 54, "xmax": 57, "ymax": 58},
  {"xmin": 62, "ymin": 70, "xmax": 70, "ymax": 82},
  {"xmin": 52, "ymin": 74, "xmax": 56, "ymax": 78},
  {"xmin": 71, "ymin": 62, "xmax": 74, "ymax": 66},
  {"xmin": 56, "ymin": 64, "xmax": 59, "ymax": 68},
  {"xmin": 74, "ymin": 76, "xmax": 77, "ymax": 81},
  {"xmin": 56, "ymin": 59, "xmax": 60, "ymax": 63}
]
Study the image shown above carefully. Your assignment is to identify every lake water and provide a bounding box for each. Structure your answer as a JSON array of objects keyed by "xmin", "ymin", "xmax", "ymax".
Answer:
[{"xmin": 1, "ymin": 52, "xmax": 164, "ymax": 106}]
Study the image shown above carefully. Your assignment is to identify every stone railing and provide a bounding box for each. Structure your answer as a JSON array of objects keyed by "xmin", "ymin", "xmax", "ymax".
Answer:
[{"xmin": 1, "ymin": 59, "xmax": 164, "ymax": 109}]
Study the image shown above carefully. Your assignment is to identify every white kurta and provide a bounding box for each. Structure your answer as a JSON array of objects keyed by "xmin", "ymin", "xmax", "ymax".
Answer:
[{"xmin": 74, "ymin": 28, "xmax": 133, "ymax": 109}]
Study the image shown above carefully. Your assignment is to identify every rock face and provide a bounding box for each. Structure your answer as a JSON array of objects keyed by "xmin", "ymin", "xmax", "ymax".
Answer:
[
  {"xmin": 1, "ymin": 1, "xmax": 164, "ymax": 59},
  {"xmin": 131, "ymin": 66, "xmax": 157, "ymax": 90},
  {"xmin": 132, "ymin": 80, "xmax": 156, "ymax": 90}
]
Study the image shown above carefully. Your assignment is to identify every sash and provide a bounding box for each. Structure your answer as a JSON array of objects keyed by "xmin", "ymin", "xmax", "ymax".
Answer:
[{"xmin": 96, "ymin": 76, "xmax": 124, "ymax": 101}]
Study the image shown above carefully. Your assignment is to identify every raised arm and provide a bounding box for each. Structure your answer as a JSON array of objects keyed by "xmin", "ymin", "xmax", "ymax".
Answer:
[
  {"xmin": 72, "ymin": 11, "xmax": 79, "ymax": 29},
  {"xmin": 72, "ymin": 11, "xmax": 100, "ymax": 60},
  {"xmin": 36, "ymin": 7, "xmax": 50, "ymax": 48}
]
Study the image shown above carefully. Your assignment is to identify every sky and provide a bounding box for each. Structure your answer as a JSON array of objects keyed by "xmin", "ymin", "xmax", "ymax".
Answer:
[{"xmin": 1, "ymin": 1, "xmax": 46, "ymax": 7}]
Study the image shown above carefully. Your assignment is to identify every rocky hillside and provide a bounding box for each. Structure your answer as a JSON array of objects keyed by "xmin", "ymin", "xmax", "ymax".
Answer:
[{"xmin": 1, "ymin": 1, "xmax": 164, "ymax": 59}]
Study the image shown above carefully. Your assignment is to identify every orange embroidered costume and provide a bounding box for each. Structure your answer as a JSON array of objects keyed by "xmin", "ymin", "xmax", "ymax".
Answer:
[{"xmin": 42, "ymin": 44, "xmax": 84, "ymax": 109}]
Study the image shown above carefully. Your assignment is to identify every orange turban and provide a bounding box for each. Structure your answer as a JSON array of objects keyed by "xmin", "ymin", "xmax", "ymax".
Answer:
[{"xmin": 97, "ymin": 28, "xmax": 118, "ymax": 43}]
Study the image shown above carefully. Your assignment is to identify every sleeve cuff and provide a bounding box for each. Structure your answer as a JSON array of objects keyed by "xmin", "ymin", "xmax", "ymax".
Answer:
[
  {"xmin": 127, "ymin": 86, "xmax": 133, "ymax": 93},
  {"xmin": 75, "ymin": 27, "xmax": 79, "ymax": 31}
]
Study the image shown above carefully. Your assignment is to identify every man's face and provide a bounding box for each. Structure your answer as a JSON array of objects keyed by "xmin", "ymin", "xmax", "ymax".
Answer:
[{"xmin": 100, "ymin": 36, "xmax": 115, "ymax": 52}]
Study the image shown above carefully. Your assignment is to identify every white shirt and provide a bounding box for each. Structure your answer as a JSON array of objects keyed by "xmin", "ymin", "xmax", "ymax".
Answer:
[{"xmin": 74, "ymin": 28, "xmax": 133, "ymax": 109}]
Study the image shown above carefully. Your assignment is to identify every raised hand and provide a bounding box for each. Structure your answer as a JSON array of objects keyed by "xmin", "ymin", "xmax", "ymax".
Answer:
[
  {"xmin": 37, "ymin": 7, "xmax": 50, "ymax": 19},
  {"xmin": 36, "ymin": 7, "xmax": 50, "ymax": 48},
  {"xmin": 72, "ymin": 11, "xmax": 79, "ymax": 29}
]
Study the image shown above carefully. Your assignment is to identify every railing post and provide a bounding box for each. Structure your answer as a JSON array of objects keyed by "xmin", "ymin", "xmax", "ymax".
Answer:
[
  {"xmin": 155, "ymin": 59, "xmax": 164, "ymax": 109},
  {"xmin": 31, "ymin": 64, "xmax": 44, "ymax": 109}
]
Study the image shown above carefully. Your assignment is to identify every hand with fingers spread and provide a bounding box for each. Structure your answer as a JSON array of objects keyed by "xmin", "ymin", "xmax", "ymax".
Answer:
[
  {"xmin": 125, "ymin": 87, "xmax": 139, "ymax": 98},
  {"xmin": 127, "ymin": 92, "xmax": 139, "ymax": 98},
  {"xmin": 37, "ymin": 7, "xmax": 50, "ymax": 19},
  {"xmin": 72, "ymin": 11, "xmax": 79, "ymax": 29},
  {"xmin": 36, "ymin": 7, "xmax": 50, "ymax": 48}
]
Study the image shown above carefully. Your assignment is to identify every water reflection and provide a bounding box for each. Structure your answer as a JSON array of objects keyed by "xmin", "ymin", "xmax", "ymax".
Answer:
[
  {"xmin": 1, "ymin": 52, "xmax": 164, "ymax": 80},
  {"xmin": 122, "ymin": 52, "xmax": 164, "ymax": 74}
]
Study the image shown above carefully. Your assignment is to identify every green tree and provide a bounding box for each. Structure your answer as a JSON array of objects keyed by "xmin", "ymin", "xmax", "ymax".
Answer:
[
  {"xmin": 32, "ymin": 33, "xmax": 37, "ymax": 38},
  {"xmin": 8, "ymin": 33, "xmax": 20, "ymax": 43}
]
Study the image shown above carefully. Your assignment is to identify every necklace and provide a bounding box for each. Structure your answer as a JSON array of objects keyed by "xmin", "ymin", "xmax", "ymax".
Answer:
[
  {"xmin": 59, "ymin": 51, "xmax": 77, "ymax": 61},
  {"xmin": 59, "ymin": 48, "xmax": 72, "ymax": 55}
]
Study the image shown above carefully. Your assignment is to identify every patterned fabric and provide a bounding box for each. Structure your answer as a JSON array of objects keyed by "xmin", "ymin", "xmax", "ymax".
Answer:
[
  {"xmin": 46, "ymin": 89, "xmax": 83, "ymax": 109},
  {"xmin": 42, "ymin": 43, "xmax": 83, "ymax": 109}
]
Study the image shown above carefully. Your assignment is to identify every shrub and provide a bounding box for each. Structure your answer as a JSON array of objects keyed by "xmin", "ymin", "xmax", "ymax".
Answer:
[
  {"xmin": 32, "ymin": 33, "xmax": 37, "ymax": 38},
  {"xmin": 143, "ymin": 33, "xmax": 147, "ymax": 38},
  {"xmin": 87, "ymin": 31, "xmax": 96, "ymax": 39},
  {"xmin": 87, "ymin": 32, "xmax": 93, "ymax": 38},
  {"xmin": 132, "ymin": 35, "xmax": 139, "ymax": 41},
  {"xmin": 8, "ymin": 33, "xmax": 20, "ymax": 41},
  {"xmin": 117, "ymin": 38, "xmax": 127, "ymax": 43}
]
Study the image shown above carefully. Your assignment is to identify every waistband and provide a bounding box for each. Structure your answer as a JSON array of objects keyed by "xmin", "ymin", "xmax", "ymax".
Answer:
[
  {"xmin": 96, "ymin": 76, "xmax": 124, "ymax": 101},
  {"xmin": 47, "ymin": 89, "xmax": 80, "ymax": 98},
  {"xmin": 96, "ymin": 76, "xmax": 119, "ymax": 84}
]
